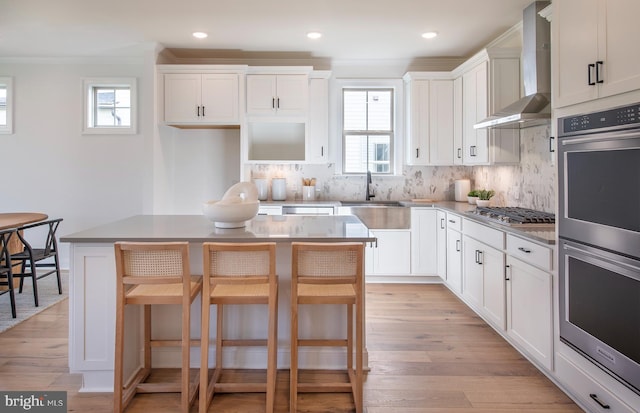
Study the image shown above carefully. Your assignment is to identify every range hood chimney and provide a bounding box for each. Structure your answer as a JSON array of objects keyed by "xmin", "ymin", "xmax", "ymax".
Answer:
[{"xmin": 474, "ymin": 1, "xmax": 551, "ymax": 129}]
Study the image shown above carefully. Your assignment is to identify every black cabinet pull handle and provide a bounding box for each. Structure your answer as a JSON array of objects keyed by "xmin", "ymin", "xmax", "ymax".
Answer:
[
  {"xmin": 596, "ymin": 61, "xmax": 604, "ymax": 84},
  {"xmin": 518, "ymin": 247, "xmax": 532, "ymax": 253},
  {"xmin": 321, "ymin": 146, "xmax": 324, "ymax": 157},
  {"xmin": 202, "ymin": 106, "xmax": 205, "ymax": 117},
  {"xmin": 416, "ymin": 148, "xmax": 419, "ymax": 158},
  {"xmin": 588, "ymin": 63, "xmax": 596, "ymax": 86},
  {"xmin": 277, "ymin": 97, "xmax": 280, "ymax": 109},
  {"xmin": 477, "ymin": 250, "xmax": 483, "ymax": 265},
  {"xmin": 440, "ymin": 218, "xmax": 445, "ymax": 229},
  {"xmin": 449, "ymin": 219, "xmax": 456, "ymax": 224},
  {"xmin": 505, "ymin": 264, "xmax": 511, "ymax": 281},
  {"xmin": 589, "ymin": 394, "xmax": 610, "ymax": 409},
  {"xmin": 456, "ymin": 239, "xmax": 461, "ymax": 252},
  {"xmin": 549, "ymin": 136, "xmax": 555, "ymax": 153},
  {"xmin": 470, "ymin": 146, "xmax": 477, "ymax": 157},
  {"xmin": 197, "ymin": 106, "xmax": 200, "ymax": 117},
  {"xmin": 457, "ymin": 148, "xmax": 462, "ymax": 159},
  {"xmin": 272, "ymin": 97, "xmax": 275, "ymax": 109}
]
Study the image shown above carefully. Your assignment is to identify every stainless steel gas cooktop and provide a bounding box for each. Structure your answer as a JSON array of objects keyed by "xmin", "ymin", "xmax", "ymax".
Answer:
[{"xmin": 468, "ymin": 206, "xmax": 556, "ymax": 227}]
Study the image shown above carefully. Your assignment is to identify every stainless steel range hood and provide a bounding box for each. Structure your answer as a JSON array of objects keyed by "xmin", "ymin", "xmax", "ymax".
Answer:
[{"xmin": 474, "ymin": 1, "xmax": 551, "ymax": 130}]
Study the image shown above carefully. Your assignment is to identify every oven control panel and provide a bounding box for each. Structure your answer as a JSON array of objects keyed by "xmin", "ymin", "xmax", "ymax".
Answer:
[{"xmin": 561, "ymin": 102, "xmax": 640, "ymax": 134}]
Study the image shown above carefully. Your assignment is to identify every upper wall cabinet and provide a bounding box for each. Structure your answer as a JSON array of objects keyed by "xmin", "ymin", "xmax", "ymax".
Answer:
[
  {"xmin": 552, "ymin": 0, "xmax": 640, "ymax": 108},
  {"xmin": 455, "ymin": 49, "xmax": 521, "ymax": 165},
  {"xmin": 404, "ymin": 73, "xmax": 455, "ymax": 166},
  {"xmin": 246, "ymin": 73, "xmax": 309, "ymax": 117},
  {"xmin": 162, "ymin": 68, "xmax": 244, "ymax": 126}
]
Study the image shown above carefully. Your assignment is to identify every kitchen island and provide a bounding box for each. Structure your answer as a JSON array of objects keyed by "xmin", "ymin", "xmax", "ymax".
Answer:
[{"xmin": 60, "ymin": 214, "xmax": 375, "ymax": 392}]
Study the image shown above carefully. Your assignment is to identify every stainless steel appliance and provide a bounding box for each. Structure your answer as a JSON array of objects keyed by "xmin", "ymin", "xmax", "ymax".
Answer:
[
  {"xmin": 558, "ymin": 102, "xmax": 640, "ymax": 395},
  {"xmin": 468, "ymin": 206, "xmax": 555, "ymax": 226}
]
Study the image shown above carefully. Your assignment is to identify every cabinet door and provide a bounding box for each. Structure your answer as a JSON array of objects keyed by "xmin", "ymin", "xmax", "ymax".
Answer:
[
  {"xmin": 429, "ymin": 80, "xmax": 455, "ymax": 165},
  {"xmin": 306, "ymin": 78, "xmax": 329, "ymax": 163},
  {"xmin": 406, "ymin": 80, "xmax": 430, "ymax": 165},
  {"xmin": 370, "ymin": 230, "xmax": 411, "ymax": 275},
  {"xmin": 436, "ymin": 210, "xmax": 447, "ymax": 279},
  {"xmin": 246, "ymin": 75, "xmax": 277, "ymax": 115},
  {"xmin": 462, "ymin": 62, "xmax": 488, "ymax": 165},
  {"xmin": 598, "ymin": 0, "xmax": 640, "ymax": 99},
  {"xmin": 164, "ymin": 74, "xmax": 201, "ymax": 123},
  {"xmin": 446, "ymin": 229, "xmax": 462, "ymax": 293},
  {"xmin": 462, "ymin": 236, "xmax": 484, "ymax": 310},
  {"xmin": 453, "ymin": 76, "xmax": 464, "ymax": 165},
  {"xmin": 482, "ymin": 245, "xmax": 506, "ymax": 330},
  {"xmin": 552, "ymin": 0, "xmax": 599, "ymax": 107},
  {"xmin": 507, "ymin": 255, "xmax": 553, "ymax": 370},
  {"xmin": 410, "ymin": 209, "xmax": 437, "ymax": 275},
  {"xmin": 275, "ymin": 75, "xmax": 309, "ymax": 116},
  {"xmin": 200, "ymin": 74, "xmax": 239, "ymax": 124}
]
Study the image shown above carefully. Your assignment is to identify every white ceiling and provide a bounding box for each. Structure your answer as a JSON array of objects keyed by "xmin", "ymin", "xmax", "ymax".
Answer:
[{"xmin": 0, "ymin": 0, "xmax": 534, "ymax": 60}]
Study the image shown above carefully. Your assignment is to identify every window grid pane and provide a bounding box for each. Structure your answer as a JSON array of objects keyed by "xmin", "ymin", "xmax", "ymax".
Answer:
[
  {"xmin": 0, "ymin": 86, "xmax": 6, "ymax": 126},
  {"xmin": 343, "ymin": 88, "xmax": 394, "ymax": 174},
  {"xmin": 93, "ymin": 87, "xmax": 131, "ymax": 127}
]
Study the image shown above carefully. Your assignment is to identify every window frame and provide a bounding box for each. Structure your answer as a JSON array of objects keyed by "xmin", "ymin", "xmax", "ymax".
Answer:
[
  {"xmin": 333, "ymin": 78, "xmax": 404, "ymax": 176},
  {"xmin": 82, "ymin": 77, "xmax": 137, "ymax": 135},
  {"xmin": 0, "ymin": 76, "xmax": 14, "ymax": 134}
]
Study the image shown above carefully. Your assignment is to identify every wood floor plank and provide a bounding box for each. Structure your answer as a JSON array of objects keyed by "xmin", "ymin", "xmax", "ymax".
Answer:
[{"xmin": 0, "ymin": 285, "xmax": 583, "ymax": 412}]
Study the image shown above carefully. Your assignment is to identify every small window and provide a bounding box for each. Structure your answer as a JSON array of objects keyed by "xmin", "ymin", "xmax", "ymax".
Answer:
[
  {"xmin": 83, "ymin": 78, "xmax": 137, "ymax": 134},
  {"xmin": 342, "ymin": 88, "xmax": 394, "ymax": 174},
  {"xmin": 0, "ymin": 77, "xmax": 13, "ymax": 134}
]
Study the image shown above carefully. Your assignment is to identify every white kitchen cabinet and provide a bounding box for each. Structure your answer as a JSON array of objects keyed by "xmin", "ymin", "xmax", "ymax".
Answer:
[
  {"xmin": 436, "ymin": 210, "xmax": 447, "ymax": 279},
  {"xmin": 246, "ymin": 74, "xmax": 308, "ymax": 117},
  {"xmin": 457, "ymin": 49, "xmax": 521, "ymax": 165},
  {"xmin": 164, "ymin": 73, "xmax": 240, "ymax": 125},
  {"xmin": 306, "ymin": 76, "xmax": 329, "ymax": 163},
  {"xmin": 462, "ymin": 219, "xmax": 506, "ymax": 330},
  {"xmin": 410, "ymin": 208, "xmax": 437, "ymax": 275},
  {"xmin": 445, "ymin": 214, "xmax": 463, "ymax": 293},
  {"xmin": 506, "ymin": 255, "xmax": 553, "ymax": 370},
  {"xmin": 552, "ymin": 0, "xmax": 640, "ymax": 108},
  {"xmin": 404, "ymin": 74, "xmax": 455, "ymax": 165},
  {"xmin": 453, "ymin": 76, "xmax": 464, "ymax": 165},
  {"xmin": 366, "ymin": 229, "xmax": 411, "ymax": 276}
]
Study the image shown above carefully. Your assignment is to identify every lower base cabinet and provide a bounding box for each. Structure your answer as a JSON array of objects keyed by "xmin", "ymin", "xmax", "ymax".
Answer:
[
  {"xmin": 506, "ymin": 255, "xmax": 553, "ymax": 370},
  {"xmin": 366, "ymin": 229, "xmax": 411, "ymax": 276},
  {"xmin": 445, "ymin": 225, "xmax": 462, "ymax": 293}
]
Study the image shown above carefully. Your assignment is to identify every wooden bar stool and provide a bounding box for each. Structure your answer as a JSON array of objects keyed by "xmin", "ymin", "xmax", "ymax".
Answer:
[
  {"xmin": 290, "ymin": 242, "xmax": 364, "ymax": 413},
  {"xmin": 200, "ymin": 242, "xmax": 278, "ymax": 413},
  {"xmin": 113, "ymin": 242, "xmax": 202, "ymax": 413}
]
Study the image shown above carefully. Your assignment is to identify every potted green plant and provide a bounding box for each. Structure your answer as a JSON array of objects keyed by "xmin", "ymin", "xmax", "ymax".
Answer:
[
  {"xmin": 467, "ymin": 190, "xmax": 480, "ymax": 205},
  {"xmin": 476, "ymin": 189, "xmax": 495, "ymax": 207}
]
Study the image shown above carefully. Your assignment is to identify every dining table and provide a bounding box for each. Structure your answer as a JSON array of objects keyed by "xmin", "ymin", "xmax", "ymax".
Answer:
[{"xmin": 0, "ymin": 212, "xmax": 48, "ymax": 289}]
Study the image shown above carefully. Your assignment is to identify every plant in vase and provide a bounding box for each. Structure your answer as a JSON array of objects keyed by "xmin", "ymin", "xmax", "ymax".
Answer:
[
  {"xmin": 476, "ymin": 189, "xmax": 495, "ymax": 207},
  {"xmin": 467, "ymin": 190, "xmax": 480, "ymax": 205}
]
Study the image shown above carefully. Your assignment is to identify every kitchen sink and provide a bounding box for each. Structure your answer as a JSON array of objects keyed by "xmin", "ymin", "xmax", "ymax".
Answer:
[{"xmin": 339, "ymin": 200, "xmax": 402, "ymax": 207}]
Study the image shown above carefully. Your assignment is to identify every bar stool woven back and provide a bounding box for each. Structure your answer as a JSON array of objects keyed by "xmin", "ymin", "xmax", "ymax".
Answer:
[
  {"xmin": 113, "ymin": 242, "xmax": 202, "ymax": 413},
  {"xmin": 200, "ymin": 242, "xmax": 278, "ymax": 413},
  {"xmin": 290, "ymin": 242, "xmax": 364, "ymax": 413}
]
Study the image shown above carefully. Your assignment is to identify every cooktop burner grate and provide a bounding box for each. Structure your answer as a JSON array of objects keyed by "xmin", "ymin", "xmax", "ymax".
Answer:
[{"xmin": 473, "ymin": 207, "xmax": 555, "ymax": 224}]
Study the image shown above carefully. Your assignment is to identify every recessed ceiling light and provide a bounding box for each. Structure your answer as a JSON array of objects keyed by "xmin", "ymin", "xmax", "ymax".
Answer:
[
  {"xmin": 307, "ymin": 32, "xmax": 322, "ymax": 39},
  {"xmin": 192, "ymin": 32, "xmax": 208, "ymax": 39},
  {"xmin": 421, "ymin": 32, "xmax": 438, "ymax": 39}
]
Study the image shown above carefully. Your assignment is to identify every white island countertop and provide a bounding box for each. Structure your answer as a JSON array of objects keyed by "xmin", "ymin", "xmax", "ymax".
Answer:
[{"xmin": 61, "ymin": 214, "xmax": 375, "ymax": 244}]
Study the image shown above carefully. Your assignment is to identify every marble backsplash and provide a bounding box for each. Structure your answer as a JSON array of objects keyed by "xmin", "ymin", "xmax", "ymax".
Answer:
[{"xmin": 248, "ymin": 124, "xmax": 556, "ymax": 213}]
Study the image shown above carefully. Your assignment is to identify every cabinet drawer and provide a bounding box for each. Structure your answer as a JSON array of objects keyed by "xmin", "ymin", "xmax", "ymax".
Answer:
[
  {"xmin": 463, "ymin": 219, "xmax": 504, "ymax": 250},
  {"xmin": 506, "ymin": 234, "xmax": 552, "ymax": 271},
  {"xmin": 446, "ymin": 213, "xmax": 462, "ymax": 232},
  {"xmin": 556, "ymin": 354, "xmax": 636, "ymax": 413}
]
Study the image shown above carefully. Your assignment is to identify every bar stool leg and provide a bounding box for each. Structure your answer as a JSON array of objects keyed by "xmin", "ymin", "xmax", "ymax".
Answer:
[
  {"xmin": 199, "ymin": 298, "xmax": 211, "ymax": 413},
  {"xmin": 290, "ymin": 299, "xmax": 298, "ymax": 413},
  {"xmin": 356, "ymin": 293, "xmax": 363, "ymax": 413},
  {"xmin": 266, "ymin": 284, "xmax": 278, "ymax": 413},
  {"xmin": 113, "ymin": 289, "xmax": 125, "ymax": 413}
]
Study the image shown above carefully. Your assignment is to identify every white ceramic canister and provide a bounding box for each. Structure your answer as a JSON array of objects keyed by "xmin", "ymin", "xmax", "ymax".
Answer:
[
  {"xmin": 253, "ymin": 178, "xmax": 268, "ymax": 201},
  {"xmin": 302, "ymin": 185, "xmax": 316, "ymax": 201},
  {"xmin": 454, "ymin": 179, "xmax": 471, "ymax": 202},
  {"xmin": 271, "ymin": 178, "xmax": 287, "ymax": 201}
]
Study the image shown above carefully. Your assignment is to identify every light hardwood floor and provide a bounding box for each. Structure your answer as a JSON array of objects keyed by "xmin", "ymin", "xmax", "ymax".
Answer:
[{"xmin": 0, "ymin": 284, "xmax": 583, "ymax": 412}]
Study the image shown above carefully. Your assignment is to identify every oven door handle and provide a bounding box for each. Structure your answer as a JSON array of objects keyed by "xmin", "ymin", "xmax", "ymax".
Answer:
[{"xmin": 560, "ymin": 130, "xmax": 640, "ymax": 146}]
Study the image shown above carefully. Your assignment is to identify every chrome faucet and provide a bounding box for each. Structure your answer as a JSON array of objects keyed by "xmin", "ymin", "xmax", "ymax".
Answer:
[{"xmin": 366, "ymin": 171, "xmax": 375, "ymax": 201}]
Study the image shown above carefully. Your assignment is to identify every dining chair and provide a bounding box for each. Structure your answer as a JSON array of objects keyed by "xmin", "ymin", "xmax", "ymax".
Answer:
[
  {"xmin": 200, "ymin": 242, "xmax": 278, "ymax": 413},
  {"xmin": 113, "ymin": 241, "xmax": 202, "ymax": 413},
  {"xmin": 11, "ymin": 218, "xmax": 63, "ymax": 306},
  {"xmin": 290, "ymin": 242, "xmax": 364, "ymax": 413},
  {"xmin": 0, "ymin": 228, "xmax": 17, "ymax": 318}
]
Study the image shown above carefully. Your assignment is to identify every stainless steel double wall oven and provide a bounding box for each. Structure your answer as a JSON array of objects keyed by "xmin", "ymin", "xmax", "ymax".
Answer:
[{"xmin": 558, "ymin": 102, "xmax": 640, "ymax": 395}]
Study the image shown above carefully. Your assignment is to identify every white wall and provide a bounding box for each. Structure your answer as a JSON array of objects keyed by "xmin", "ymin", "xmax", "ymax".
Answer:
[{"xmin": 0, "ymin": 57, "xmax": 154, "ymax": 267}]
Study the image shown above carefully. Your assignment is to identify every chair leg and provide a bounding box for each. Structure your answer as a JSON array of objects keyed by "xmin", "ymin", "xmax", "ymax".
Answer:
[
  {"xmin": 8, "ymin": 283, "xmax": 16, "ymax": 318},
  {"xmin": 181, "ymin": 298, "xmax": 191, "ymax": 413},
  {"xmin": 199, "ymin": 299, "xmax": 210, "ymax": 413},
  {"xmin": 355, "ymin": 298, "xmax": 364, "ymax": 413},
  {"xmin": 290, "ymin": 299, "xmax": 298, "ymax": 413},
  {"xmin": 266, "ymin": 287, "xmax": 278, "ymax": 413},
  {"xmin": 31, "ymin": 264, "xmax": 39, "ymax": 307},
  {"xmin": 113, "ymin": 299, "xmax": 125, "ymax": 413},
  {"xmin": 18, "ymin": 261, "xmax": 25, "ymax": 293},
  {"xmin": 54, "ymin": 255, "xmax": 62, "ymax": 294}
]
